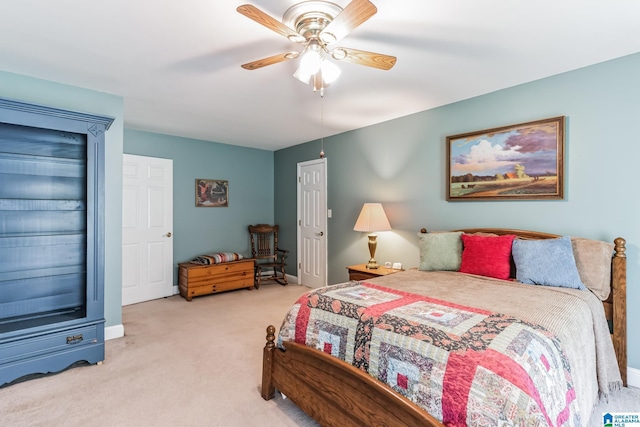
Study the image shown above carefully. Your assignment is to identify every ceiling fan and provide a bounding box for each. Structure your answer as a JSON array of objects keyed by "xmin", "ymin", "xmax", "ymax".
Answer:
[{"xmin": 237, "ymin": 0, "xmax": 397, "ymax": 90}]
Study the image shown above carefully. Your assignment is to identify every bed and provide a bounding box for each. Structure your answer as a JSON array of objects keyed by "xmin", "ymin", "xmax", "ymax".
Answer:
[{"xmin": 261, "ymin": 228, "xmax": 627, "ymax": 426}]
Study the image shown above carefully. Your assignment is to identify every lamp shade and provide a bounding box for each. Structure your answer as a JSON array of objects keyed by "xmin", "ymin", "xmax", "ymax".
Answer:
[{"xmin": 353, "ymin": 203, "xmax": 391, "ymax": 232}]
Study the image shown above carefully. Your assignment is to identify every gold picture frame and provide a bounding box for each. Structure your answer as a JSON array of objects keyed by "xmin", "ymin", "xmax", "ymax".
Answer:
[
  {"xmin": 447, "ymin": 116, "xmax": 565, "ymax": 201},
  {"xmin": 195, "ymin": 179, "xmax": 228, "ymax": 207}
]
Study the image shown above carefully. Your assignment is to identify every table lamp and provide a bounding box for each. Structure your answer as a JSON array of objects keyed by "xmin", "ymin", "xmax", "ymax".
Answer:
[{"xmin": 353, "ymin": 203, "xmax": 392, "ymax": 269}]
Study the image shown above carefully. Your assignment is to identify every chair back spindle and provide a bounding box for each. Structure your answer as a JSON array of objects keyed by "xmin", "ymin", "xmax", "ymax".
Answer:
[{"xmin": 248, "ymin": 224, "xmax": 289, "ymax": 288}]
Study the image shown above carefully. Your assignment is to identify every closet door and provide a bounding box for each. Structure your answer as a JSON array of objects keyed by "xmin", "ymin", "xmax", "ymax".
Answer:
[{"xmin": 0, "ymin": 122, "xmax": 88, "ymax": 333}]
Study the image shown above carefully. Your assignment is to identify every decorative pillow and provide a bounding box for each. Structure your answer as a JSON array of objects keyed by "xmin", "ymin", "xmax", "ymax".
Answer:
[
  {"xmin": 417, "ymin": 231, "xmax": 463, "ymax": 271},
  {"xmin": 459, "ymin": 233, "xmax": 516, "ymax": 280},
  {"xmin": 191, "ymin": 252, "xmax": 244, "ymax": 265},
  {"xmin": 512, "ymin": 236, "xmax": 586, "ymax": 290},
  {"xmin": 571, "ymin": 237, "xmax": 614, "ymax": 300}
]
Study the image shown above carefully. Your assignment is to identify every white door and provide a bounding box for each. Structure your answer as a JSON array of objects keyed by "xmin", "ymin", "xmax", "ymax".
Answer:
[
  {"xmin": 122, "ymin": 154, "xmax": 174, "ymax": 305},
  {"xmin": 297, "ymin": 158, "xmax": 327, "ymax": 288}
]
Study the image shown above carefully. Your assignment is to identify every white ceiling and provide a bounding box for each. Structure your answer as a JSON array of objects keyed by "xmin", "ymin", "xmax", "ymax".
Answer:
[{"xmin": 1, "ymin": 1, "xmax": 640, "ymax": 151}]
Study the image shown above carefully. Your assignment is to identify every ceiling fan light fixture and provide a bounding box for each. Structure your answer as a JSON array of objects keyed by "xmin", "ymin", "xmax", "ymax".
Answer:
[
  {"xmin": 294, "ymin": 56, "xmax": 340, "ymax": 88},
  {"xmin": 293, "ymin": 65, "xmax": 312, "ymax": 85},
  {"xmin": 298, "ymin": 49, "xmax": 322, "ymax": 74},
  {"xmin": 321, "ymin": 59, "xmax": 341, "ymax": 84}
]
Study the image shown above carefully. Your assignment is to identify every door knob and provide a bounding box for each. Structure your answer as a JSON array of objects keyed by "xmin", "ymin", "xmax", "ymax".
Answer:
[
  {"xmin": 165, "ymin": 232, "xmax": 172, "ymax": 237},
  {"xmin": 316, "ymin": 231, "xmax": 324, "ymax": 236}
]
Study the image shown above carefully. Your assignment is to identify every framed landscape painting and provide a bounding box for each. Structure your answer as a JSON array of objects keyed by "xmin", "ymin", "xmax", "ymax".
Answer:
[
  {"xmin": 446, "ymin": 116, "xmax": 565, "ymax": 201},
  {"xmin": 195, "ymin": 179, "xmax": 228, "ymax": 207}
]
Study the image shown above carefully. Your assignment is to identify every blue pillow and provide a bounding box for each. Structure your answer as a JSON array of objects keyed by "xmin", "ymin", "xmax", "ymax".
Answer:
[{"xmin": 512, "ymin": 236, "xmax": 586, "ymax": 290}]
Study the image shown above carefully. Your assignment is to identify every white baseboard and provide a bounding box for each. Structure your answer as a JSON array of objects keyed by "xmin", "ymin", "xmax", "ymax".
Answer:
[
  {"xmin": 105, "ymin": 324, "xmax": 124, "ymax": 341},
  {"xmin": 628, "ymin": 367, "xmax": 640, "ymax": 388}
]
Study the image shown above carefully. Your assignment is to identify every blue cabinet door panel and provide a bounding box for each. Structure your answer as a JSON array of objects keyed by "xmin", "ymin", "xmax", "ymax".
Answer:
[
  {"xmin": 0, "ymin": 122, "xmax": 86, "ymax": 159},
  {"xmin": 0, "ymin": 210, "xmax": 85, "ymax": 235},
  {"xmin": 0, "ymin": 234, "xmax": 86, "ymax": 273}
]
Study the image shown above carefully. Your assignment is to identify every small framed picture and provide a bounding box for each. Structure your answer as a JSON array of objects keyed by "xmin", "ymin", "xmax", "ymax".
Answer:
[{"xmin": 195, "ymin": 179, "xmax": 228, "ymax": 207}]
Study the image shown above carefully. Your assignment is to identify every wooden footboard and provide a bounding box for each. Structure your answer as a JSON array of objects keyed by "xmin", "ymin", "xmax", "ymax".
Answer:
[{"xmin": 261, "ymin": 325, "xmax": 444, "ymax": 427}]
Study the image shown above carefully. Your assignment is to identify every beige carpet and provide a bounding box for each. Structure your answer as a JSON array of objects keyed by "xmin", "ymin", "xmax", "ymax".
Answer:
[
  {"xmin": 0, "ymin": 284, "xmax": 319, "ymax": 427},
  {"xmin": 1, "ymin": 283, "xmax": 637, "ymax": 426}
]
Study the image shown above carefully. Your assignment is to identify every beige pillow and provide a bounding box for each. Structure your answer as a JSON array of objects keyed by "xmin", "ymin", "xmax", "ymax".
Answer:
[
  {"xmin": 571, "ymin": 237, "xmax": 614, "ymax": 300},
  {"xmin": 418, "ymin": 231, "xmax": 463, "ymax": 271}
]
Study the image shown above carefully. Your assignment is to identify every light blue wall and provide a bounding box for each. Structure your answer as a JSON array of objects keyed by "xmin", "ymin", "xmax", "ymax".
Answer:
[
  {"xmin": 0, "ymin": 70, "xmax": 124, "ymax": 329},
  {"xmin": 124, "ymin": 129, "xmax": 275, "ymax": 284},
  {"xmin": 274, "ymin": 52, "xmax": 640, "ymax": 371}
]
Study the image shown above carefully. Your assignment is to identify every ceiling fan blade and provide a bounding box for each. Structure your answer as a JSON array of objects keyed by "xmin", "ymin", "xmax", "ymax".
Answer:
[
  {"xmin": 237, "ymin": 4, "xmax": 305, "ymax": 43},
  {"xmin": 241, "ymin": 52, "xmax": 297, "ymax": 70},
  {"xmin": 320, "ymin": 0, "xmax": 377, "ymax": 44},
  {"xmin": 333, "ymin": 47, "xmax": 396, "ymax": 70}
]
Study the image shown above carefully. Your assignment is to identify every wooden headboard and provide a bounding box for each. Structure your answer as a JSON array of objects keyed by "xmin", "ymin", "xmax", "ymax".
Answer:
[{"xmin": 420, "ymin": 227, "xmax": 627, "ymax": 386}]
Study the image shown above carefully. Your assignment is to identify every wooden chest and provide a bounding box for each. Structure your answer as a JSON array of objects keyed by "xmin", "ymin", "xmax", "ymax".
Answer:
[{"xmin": 178, "ymin": 259, "xmax": 255, "ymax": 301}]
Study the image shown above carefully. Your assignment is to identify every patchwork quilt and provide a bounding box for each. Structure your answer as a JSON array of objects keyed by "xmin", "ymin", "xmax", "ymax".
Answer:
[{"xmin": 278, "ymin": 281, "xmax": 582, "ymax": 426}]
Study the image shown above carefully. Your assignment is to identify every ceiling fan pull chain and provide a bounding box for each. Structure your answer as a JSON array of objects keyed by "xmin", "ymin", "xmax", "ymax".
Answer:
[{"xmin": 320, "ymin": 92, "xmax": 325, "ymax": 158}]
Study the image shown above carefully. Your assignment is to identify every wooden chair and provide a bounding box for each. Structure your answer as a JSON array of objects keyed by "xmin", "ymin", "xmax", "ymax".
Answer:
[{"xmin": 248, "ymin": 224, "xmax": 289, "ymax": 288}]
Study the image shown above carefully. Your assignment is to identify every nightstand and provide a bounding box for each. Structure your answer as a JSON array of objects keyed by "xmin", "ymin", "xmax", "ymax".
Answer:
[{"xmin": 346, "ymin": 264, "xmax": 403, "ymax": 281}]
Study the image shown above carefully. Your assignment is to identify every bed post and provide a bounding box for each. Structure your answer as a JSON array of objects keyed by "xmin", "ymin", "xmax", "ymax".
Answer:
[
  {"xmin": 612, "ymin": 237, "xmax": 627, "ymax": 387},
  {"xmin": 261, "ymin": 325, "xmax": 276, "ymax": 400}
]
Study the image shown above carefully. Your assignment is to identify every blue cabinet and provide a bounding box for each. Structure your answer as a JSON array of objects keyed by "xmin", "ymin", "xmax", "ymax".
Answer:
[{"xmin": 0, "ymin": 98, "xmax": 113, "ymax": 385}]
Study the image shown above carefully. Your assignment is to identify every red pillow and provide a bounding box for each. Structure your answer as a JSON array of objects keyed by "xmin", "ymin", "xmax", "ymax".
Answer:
[{"xmin": 459, "ymin": 234, "xmax": 516, "ymax": 280}]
